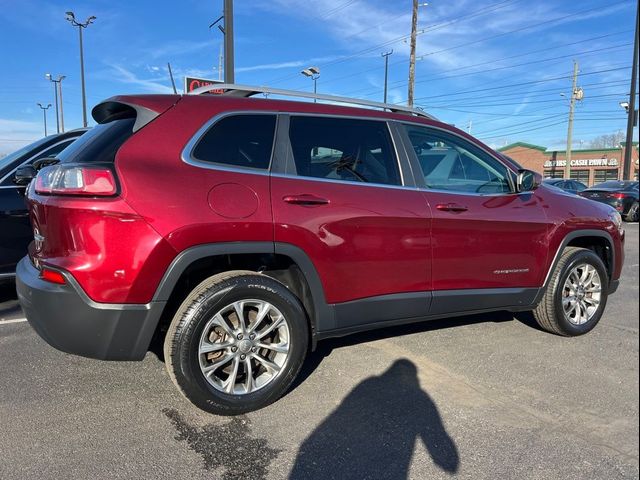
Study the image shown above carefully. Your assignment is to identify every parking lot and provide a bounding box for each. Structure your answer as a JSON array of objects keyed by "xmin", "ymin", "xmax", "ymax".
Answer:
[{"xmin": 0, "ymin": 224, "xmax": 637, "ymax": 480}]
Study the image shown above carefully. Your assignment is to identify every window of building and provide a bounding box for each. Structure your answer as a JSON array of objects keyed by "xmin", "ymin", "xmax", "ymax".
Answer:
[
  {"xmin": 544, "ymin": 169, "xmax": 564, "ymax": 179},
  {"xmin": 570, "ymin": 170, "xmax": 590, "ymax": 184},
  {"xmin": 594, "ymin": 169, "xmax": 619, "ymax": 184},
  {"xmin": 192, "ymin": 114, "xmax": 277, "ymax": 170},
  {"xmin": 288, "ymin": 116, "xmax": 400, "ymax": 186}
]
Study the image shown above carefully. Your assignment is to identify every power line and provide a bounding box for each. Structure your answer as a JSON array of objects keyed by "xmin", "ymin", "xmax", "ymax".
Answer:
[
  {"xmin": 411, "ymin": 66, "xmax": 631, "ymax": 103},
  {"xmin": 265, "ymin": 0, "xmax": 530, "ymax": 86},
  {"xmin": 478, "ymin": 119, "xmax": 568, "ymax": 139},
  {"xmin": 417, "ymin": 0, "xmax": 629, "ymax": 60},
  {"xmin": 342, "ymin": 30, "xmax": 632, "ymax": 97}
]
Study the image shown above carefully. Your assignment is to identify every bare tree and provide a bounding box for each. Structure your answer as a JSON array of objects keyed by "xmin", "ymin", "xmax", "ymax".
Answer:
[{"xmin": 589, "ymin": 130, "xmax": 626, "ymax": 148}]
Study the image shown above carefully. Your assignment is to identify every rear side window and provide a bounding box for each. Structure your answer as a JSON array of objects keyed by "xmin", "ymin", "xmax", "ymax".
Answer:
[
  {"xmin": 288, "ymin": 116, "xmax": 400, "ymax": 186},
  {"xmin": 57, "ymin": 118, "xmax": 135, "ymax": 164},
  {"xmin": 192, "ymin": 114, "xmax": 276, "ymax": 170}
]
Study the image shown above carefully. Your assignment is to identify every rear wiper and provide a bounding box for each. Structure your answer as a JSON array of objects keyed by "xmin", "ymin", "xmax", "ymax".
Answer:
[{"xmin": 33, "ymin": 157, "xmax": 60, "ymax": 171}]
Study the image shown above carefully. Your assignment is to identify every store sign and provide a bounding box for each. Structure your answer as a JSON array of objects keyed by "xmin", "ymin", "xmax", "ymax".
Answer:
[
  {"xmin": 543, "ymin": 158, "xmax": 618, "ymax": 168},
  {"xmin": 184, "ymin": 76, "xmax": 224, "ymax": 94}
]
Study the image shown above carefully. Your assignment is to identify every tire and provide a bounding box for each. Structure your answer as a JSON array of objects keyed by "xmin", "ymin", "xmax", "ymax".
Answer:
[
  {"xmin": 533, "ymin": 247, "xmax": 608, "ymax": 336},
  {"xmin": 164, "ymin": 271, "xmax": 309, "ymax": 415},
  {"xmin": 625, "ymin": 201, "xmax": 639, "ymax": 222}
]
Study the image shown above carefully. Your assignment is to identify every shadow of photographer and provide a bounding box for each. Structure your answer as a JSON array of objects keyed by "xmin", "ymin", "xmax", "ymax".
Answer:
[{"xmin": 290, "ymin": 359, "xmax": 459, "ymax": 479}]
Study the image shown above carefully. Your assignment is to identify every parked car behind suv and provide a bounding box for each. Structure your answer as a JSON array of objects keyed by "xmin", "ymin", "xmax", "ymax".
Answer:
[
  {"xmin": 0, "ymin": 129, "xmax": 87, "ymax": 280},
  {"xmin": 543, "ymin": 178, "xmax": 587, "ymax": 195},
  {"xmin": 579, "ymin": 180, "xmax": 639, "ymax": 222},
  {"xmin": 17, "ymin": 86, "xmax": 625, "ymax": 415}
]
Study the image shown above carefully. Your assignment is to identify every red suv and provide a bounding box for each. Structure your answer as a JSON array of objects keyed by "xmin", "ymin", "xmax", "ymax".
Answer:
[{"xmin": 17, "ymin": 85, "xmax": 625, "ymax": 415}]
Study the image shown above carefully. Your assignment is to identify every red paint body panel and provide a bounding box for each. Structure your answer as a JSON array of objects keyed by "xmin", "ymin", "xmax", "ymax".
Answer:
[
  {"xmin": 271, "ymin": 177, "xmax": 431, "ymax": 303},
  {"xmin": 424, "ymin": 190, "xmax": 549, "ymax": 289},
  {"xmin": 27, "ymin": 189, "xmax": 176, "ymax": 303}
]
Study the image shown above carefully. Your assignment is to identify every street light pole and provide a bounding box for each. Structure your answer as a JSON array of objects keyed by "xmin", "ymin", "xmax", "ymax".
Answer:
[
  {"xmin": 46, "ymin": 74, "xmax": 66, "ymax": 133},
  {"xmin": 37, "ymin": 103, "xmax": 51, "ymax": 136},
  {"xmin": 301, "ymin": 67, "xmax": 321, "ymax": 102},
  {"xmin": 66, "ymin": 12, "xmax": 96, "ymax": 128},
  {"xmin": 382, "ymin": 50, "xmax": 393, "ymax": 104}
]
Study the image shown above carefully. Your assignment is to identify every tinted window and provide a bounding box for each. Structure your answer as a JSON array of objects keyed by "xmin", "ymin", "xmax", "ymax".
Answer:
[
  {"xmin": 57, "ymin": 119, "xmax": 134, "ymax": 164},
  {"xmin": 0, "ymin": 136, "xmax": 53, "ymax": 177},
  {"xmin": 192, "ymin": 115, "xmax": 276, "ymax": 170},
  {"xmin": 404, "ymin": 125, "xmax": 511, "ymax": 194},
  {"xmin": 288, "ymin": 116, "xmax": 400, "ymax": 185}
]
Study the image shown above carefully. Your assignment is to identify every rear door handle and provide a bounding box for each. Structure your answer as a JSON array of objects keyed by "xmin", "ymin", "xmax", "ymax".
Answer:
[
  {"xmin": 436, "ymin": 203, "xmax": 468, "ymax": 212},
  {"xmin": 283, "ymin": 194, "xmax": 330, "ymax": 206}
]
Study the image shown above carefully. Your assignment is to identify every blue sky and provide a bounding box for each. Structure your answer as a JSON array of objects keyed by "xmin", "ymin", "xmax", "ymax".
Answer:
[{"xmin": 0, "ymin": 0, "xmax": 637, "ymax": 155}]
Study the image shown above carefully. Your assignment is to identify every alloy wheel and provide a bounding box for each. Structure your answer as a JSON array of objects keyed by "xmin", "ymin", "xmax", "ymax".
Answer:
[
  {"xmin": 198, "ymin": 300, "xmax": 290, "ymax": 395},
  {"xmin": 561, "ymin": 263, "xmax": 602, "ymax": 325}
]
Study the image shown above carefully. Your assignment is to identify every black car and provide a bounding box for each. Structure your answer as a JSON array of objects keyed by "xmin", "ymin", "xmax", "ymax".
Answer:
[
  {"xmin": 0, "ymin": 129, "xmax": 87, "ymax": 279},
  {"xmin": 543, "ymin": 178, "xmax": 587, "ymax": 195},
  {"xmin": 579, "ymin": 180, "xmax": 639, "ymax": 222}
]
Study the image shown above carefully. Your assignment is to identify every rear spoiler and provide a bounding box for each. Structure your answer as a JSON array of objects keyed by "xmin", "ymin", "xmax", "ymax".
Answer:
[{"xmin": 92, "ymin": 95, "xmax": 181, "ymax": 132}]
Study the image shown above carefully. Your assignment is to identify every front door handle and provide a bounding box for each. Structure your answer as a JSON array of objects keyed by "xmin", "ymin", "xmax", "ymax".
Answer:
[
  {"xmin": 436, "ymin": 203, "xmax": 468, "ymax": 212},
  {"xmin": 283, "ymin": 194, "xmax": 330, "ymax": 206}
]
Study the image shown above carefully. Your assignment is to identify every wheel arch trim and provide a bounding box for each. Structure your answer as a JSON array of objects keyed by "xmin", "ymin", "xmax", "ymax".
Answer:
[{"xmin": 537, "ymin": 229, "xmax": 615, "ymax": 303}]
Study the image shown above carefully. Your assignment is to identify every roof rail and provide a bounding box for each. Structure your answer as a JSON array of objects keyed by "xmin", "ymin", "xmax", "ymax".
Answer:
[{"xmin": 187, "ymin": 83, "xmax": 436, "ymax": 120}]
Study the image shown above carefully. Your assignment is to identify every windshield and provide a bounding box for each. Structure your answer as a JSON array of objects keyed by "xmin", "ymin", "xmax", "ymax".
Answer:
[{"xmin": 0, "ymin": 136, "xmax": 52, "ymax": 171}]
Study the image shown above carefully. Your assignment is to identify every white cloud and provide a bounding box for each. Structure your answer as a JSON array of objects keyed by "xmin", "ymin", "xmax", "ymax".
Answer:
[
  {"xmin": 105, "ymin": 64, "xmax": 175, "ymax": 94},
  {"xmin": 0, "ymin": 118, "xmax": 43, "ymax": 156}
]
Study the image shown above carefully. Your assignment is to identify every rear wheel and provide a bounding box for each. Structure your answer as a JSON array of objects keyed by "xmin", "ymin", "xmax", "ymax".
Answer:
[
  {"xmin": 625, "ymin": 201, "xmax": 639, "ymax": 222},
  {"xmin": 164, "ymin": 271, "xmax": 309, "ymax": 415},
  {"xmin": 533, "ymin": 247, "xmax": 608, "ymax": 336}
]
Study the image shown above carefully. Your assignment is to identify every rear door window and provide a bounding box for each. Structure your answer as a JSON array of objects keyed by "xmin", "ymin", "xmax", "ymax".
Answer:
[
  {"xmin": 191, "ymin": 114, "xmax": 276, "ymax": 170},
  {"xmin": 288, "ymin": 116, "xmax": 401, "ymax": 186}
]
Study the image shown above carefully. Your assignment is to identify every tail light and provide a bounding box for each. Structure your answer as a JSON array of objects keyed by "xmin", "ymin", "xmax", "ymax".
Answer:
[
  {"xmin": 34, "ymin": 165, "xmax": 117, "ymax": 196},
  {"xmin": 40, "ymin": 268, "xmax": 66, "ymax": 285},
  {"xmin": 606, "ymin": 193, "xmax": 626, "ymax": 200}
]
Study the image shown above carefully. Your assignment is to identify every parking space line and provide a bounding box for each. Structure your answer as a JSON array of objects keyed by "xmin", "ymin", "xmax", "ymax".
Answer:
[{"xmin": 0, "ymin": 318, "xmax": 27, "ymax": 325}]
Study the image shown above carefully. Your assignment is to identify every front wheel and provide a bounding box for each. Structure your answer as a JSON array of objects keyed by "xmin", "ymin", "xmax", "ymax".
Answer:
[
  {"xmin": 164, "ymin": 271, "xmax": 309, "ymax": 415},
  {"xmin": 533, "ymin": 247, "xmax": 608, "ymax": 336}
]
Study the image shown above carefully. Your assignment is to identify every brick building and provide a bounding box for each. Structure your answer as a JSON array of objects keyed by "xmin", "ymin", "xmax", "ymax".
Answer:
[{"xmin": 498, "ymin": 141, "xmax": 639, "ymax": 186}]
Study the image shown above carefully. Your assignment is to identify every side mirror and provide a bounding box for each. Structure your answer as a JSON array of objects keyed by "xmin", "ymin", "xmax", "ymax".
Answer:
[
  {"xmin": 517, "ymin": 169, "xmax": 542, "ymax": 193},
  {"xmin": 13, "ymin": 165, "xmax": 37, "ymax": 186}
]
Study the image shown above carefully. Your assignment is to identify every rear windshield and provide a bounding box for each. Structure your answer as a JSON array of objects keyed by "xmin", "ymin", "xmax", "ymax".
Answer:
[{"xmin": 56, "ymin": 118, "xmax": 135, "ymax": 164}]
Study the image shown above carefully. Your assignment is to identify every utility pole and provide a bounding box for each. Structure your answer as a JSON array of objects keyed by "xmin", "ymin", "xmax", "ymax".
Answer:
[
  {"xmin": 66, "ymin": 12, "xmax": 96, "ymax": 128},
  {"xmin": 382, "ymin": 50, "xmax": 393, "ymax": 104},
  {"xmin": 565, "ymin": 60, "xmax": 582, "ymax": 180},
  {"xmin": 46, "ymin": 74, "xmax": 65, "ymax": 133},
  {"xmin": 408, "ymin": 0, "xmax": 419, "ymax": 107},
  {"xmin": 224, "ymin": 0, "xmax": 235, "ymax": 83},
  {"xmin": 37, "ymin": 103, "xmax": 51, "ymax": 136},
  {"xmin": 623, "ymin": 5, "xmax": 639, "ymax": 180}
]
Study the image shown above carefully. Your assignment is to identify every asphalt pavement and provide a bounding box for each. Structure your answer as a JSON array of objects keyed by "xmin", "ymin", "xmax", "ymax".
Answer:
[{"xmin": 1, "ymin": 224, "xmax": 638, "ymax": 480}]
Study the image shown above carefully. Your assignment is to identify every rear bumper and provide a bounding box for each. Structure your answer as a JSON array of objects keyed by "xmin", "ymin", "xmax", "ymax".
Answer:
[{"xmin": 16, "ymin": 257, "xmax": 165, "ymax": 360}]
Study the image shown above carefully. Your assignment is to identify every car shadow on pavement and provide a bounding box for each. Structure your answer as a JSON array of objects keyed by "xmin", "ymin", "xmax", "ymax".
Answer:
[{"xmin": 289, "ymin": 359, "xmax": 459, "ymax": 479}]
